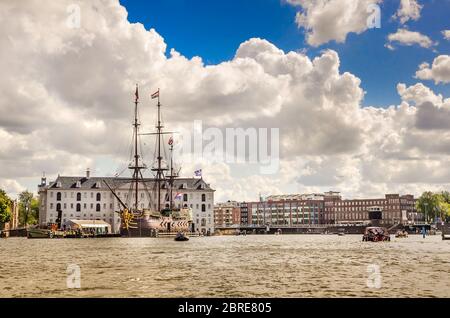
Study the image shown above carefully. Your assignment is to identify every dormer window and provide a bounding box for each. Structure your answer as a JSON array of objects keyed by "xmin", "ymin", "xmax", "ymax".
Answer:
[
  {"xmin": 56, "ymin": 182, "xmax": 62, "ymax": 188},
  {"xmin": 94, "ymin": 182, "xmax": 101, "ymax": 189},
  {"xmin": 180, "ymin": 183, "xmax": 187, "ymax": 189},
  {"xmin": 75, "ymin": 181, "xmax": 81, "ymax": 188}
]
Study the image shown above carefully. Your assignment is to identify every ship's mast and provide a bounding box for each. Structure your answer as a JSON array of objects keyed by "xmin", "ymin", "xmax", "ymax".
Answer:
[
  {"xmin": 142, "ymin": 89, "xmax": 173, "ymax": 212},
  {"xmin": 156, "ymin": 90, "xmax": 163, "ymax": 212},
  {"xmin": 169, "ymin": 141, "xmax": 174, "ymax": 210},
  {"xmin": 129, "ymin": 84, "xmax": 142, "ymax": 213}
]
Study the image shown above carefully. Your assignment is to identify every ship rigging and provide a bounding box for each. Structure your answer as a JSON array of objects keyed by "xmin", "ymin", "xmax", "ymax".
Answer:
[{"xmin": 104, "ymin": 85, "xmax": 192, "ymax": 237}]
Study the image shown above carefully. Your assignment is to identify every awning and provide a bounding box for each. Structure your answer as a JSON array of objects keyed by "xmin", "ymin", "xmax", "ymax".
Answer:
[{"xmin": 68, "ymin": 219, "xmax": 111, "ymax": 229}]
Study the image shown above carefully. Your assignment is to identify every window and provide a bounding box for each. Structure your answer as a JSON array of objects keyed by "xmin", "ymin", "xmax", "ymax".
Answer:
[
  {"xmin": 71, "ymin": 203, "xmax": 74, "ymax": 209},
  {"xmin": 63, "ymin": 203, "xmax": 67, "ymax": 209},
  {"xmin": 76, "ymin": 204, "xmax": 81, "ymax": 212},
  {"xmin": 183, "ymin": 194, "xmax": 188, "ymax": 202},
  {"xmin": 76, "ymin": 193, "xmax": 81, "ymax": 201},
  {"xmin": 50, "ymin": 192, "xmax": 53, "ymax": 198},
  {"xmin": 201, "ymin": 218, "xmax": 206, "ymax": 226},
  {"xmin": 56, "ymin": 192, "xmax": 62, "ymax": 201},
  {"xmin": 201, "ymin": 194, "xmax": 206, "ymax": 202},
  {"xmin": 96, "ymin": 193, "xmax": 101, "ymax": 201},
  {"xmin": 84, "ymin": 203, "xmax": 87, "ymax": 209},
  {"xmin": 201, "ymin": 204, "xmax": 206, "ymax": 212},
  {"xmin": 91, "ymin": 192, "xmax": 94, "ymax": 199},
  {"xmin": 90, "ymin": 203, "xmax": 93, "ymax": 209},
  {"xmin": 50, "ymin": 203, "xmax": 54, "ymax": 209},
  {"xmin": 96, "ymin": 204, "xmax": 101, "ymax": 212}
]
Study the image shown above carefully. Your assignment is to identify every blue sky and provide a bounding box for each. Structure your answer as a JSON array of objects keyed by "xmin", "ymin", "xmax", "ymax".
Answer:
[{"xmin": 120, "ymin": 0, "xmax": 449, "ymax": 107}]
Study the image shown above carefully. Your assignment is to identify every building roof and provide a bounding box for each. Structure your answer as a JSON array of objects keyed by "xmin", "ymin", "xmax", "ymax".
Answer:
[
  {"xmin": 67, "ymin": 219, "xmax": 111, "ymax": 228},
  {"xmin": 45, "ymin": 176, "xmax": 214, "ymax": 192}
]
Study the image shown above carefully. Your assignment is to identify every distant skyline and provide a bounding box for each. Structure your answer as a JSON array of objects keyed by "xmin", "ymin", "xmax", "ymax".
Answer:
[{"xmin": 0, "ymin": 0, "xmax": 449, "ymax": 203}]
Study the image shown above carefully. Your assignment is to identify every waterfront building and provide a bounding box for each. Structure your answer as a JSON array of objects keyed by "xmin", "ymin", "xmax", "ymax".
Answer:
[
  {"xmin": 214, "ymin": 201, "xmax": 241, "ymax": 227},
  {"xmin": 241, "ymin": 192, "xmax": 420, "ymax": 227},
  {"xmin": 239, "ymin": 202, "xmax": 249, "ymax": 225},
  {"xmin": 38, "ymin": 170, "xmax": 215, "ymax": 234},
  {"xmin": 323, "ymin": 192, "xmax": 418, "ymax": 226},
  {"xmin": 243, "ymin": 198, "xmax": 324, "ymax": 226}
]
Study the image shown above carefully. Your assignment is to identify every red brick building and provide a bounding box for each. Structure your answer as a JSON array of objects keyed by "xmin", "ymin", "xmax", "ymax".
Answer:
[
  {"xmin": 214, "ymin": 201, "xmax": 241, "ymax": 227},
  {"xmin": 239, "ymin": 192, "xmax": 419, "ymax": 227}
]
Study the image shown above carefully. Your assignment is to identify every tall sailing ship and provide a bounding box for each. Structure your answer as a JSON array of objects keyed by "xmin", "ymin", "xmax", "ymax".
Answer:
[{"xmin": 105, "ymin": 85, "xmax": 193, "ymax": 237}]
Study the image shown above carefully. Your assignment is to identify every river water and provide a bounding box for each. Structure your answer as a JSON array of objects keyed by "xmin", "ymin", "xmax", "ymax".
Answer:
[{"xmin": 0, "ymin": 235, "xmax": 449, "ymax": 298}]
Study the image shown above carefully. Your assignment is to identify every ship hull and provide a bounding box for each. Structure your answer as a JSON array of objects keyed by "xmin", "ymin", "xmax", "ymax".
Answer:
[{"xmin": 120, "ymin": 216, "xmax": 193, "ymax": 237}]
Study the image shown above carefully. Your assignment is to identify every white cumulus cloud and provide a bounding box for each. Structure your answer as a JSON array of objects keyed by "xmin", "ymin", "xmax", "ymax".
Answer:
[
  {"xmin": 393, "ymin": 0, "xmax": 423, "ymax": 24},
  {"xmin": 415, "ymin": 55, "xmax": 450, "ymax": 84},
  {"xmin": 0, "ymin": 0, "xmax": 449, "ymax": 202},
  {"xmin": 387, "ymin": 28, "xmax": 436, "ymax": 49},
  {"xmin": 287, "ymin": 0, "xmax": 381, "ymax": 47}
]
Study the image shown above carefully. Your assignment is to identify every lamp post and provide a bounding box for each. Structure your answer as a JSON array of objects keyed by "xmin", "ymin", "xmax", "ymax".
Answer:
[{"xmin": 424, "ymin": 202, "xmax": 428, "ymax": 225}]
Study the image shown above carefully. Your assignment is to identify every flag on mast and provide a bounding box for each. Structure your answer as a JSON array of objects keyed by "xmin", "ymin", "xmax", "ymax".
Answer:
[
  {"xmin": 151, "ymin": 89, "xmax": 159, "ymax": 99},
  {"xmin": 194, "ymin": 169, "xmax": 202, "ymax": 177},
  {"xmin": 168, "ymin": 136, "xmax": 174, "ymax": 146},
  {"xmin": 174, "ymin": 192, "xmax": 182, "ymax": 200}
]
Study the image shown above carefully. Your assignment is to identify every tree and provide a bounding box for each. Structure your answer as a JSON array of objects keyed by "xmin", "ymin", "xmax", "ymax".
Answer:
[
  {"xmin": 437, "ymin": 191, "xmax": 450, "ymax": 222},
  {"xmin": 0, "ymin": 189, "xmax": 12, "ymax": 225},
  {"xmin": 416, "ymin": 192, "xmax": 440, "ymax": 223},
  {"xmin": 416, "ymin": 191, "xmax": 450, "ymax": 223},
  {"xmin": 18, "ymin": 190, "xmax": 39, "ymax": 227}
]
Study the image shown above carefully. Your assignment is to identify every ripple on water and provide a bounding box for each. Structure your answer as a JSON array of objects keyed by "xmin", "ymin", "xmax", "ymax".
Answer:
[{"xmin": 0, "ymin": 235, "xmax": 449, "ymax": 297}]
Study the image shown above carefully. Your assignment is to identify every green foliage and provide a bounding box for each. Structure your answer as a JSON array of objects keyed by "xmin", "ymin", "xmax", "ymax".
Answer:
[
  {"xmin": 0, "ymin": 189, "xmax": 12, "ymax": 224},
  {"xmin": 416, "ymin": 191, "xmax": 450, "ymax": 223},
  {"xmin": 19, "ymin": 190, "xmax": 39, "ymax": 226}
]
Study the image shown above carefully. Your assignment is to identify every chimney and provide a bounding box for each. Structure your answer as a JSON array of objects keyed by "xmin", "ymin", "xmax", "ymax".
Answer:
[{"xmin": 86, "ymin": 168, "xmax": 90, "ymax": 179}]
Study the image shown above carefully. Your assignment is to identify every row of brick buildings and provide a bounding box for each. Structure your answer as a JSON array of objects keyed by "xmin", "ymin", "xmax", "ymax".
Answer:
[{"xmin": 214, "ymin": 192, "xmax": 422, "ymax": 228}]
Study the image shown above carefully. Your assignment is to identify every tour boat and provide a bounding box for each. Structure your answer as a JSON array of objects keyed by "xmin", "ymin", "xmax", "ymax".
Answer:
[{"xmin": 362, "ymin": 227, "xmax": 390, "ymax": 242}]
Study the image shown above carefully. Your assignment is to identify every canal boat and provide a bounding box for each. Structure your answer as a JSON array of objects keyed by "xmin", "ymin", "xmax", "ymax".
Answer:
[
  {"xmin": 362, "ymin": 227, "xmax": 390, "ymax": 242},
  {"xmin": 27, "ymin": 228, "xmax": 53, "ymax": 239}
]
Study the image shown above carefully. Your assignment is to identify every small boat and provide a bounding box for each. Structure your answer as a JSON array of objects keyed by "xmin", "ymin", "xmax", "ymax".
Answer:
[
  {"xmin": 362, "ymin": 227, "xmax": 390, "ymax": 242},
  {"xmin": 337, "ymin": 229, "xmax": 345, "ymax": 236},
  {"xmin": 395, "ymin": 230, "xmax": 408, "ymax": 238},
  {"xmin": 27, "ymin": 228, "xmax": 53, "ymax": 239},
  {"xmin": 174, "ymin": 232, "xmax": 189, "ymax": 241}
]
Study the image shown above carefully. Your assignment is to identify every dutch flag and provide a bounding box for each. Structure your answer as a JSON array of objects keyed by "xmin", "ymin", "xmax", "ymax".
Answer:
[{"xmin": 194, "ymin": 169, "xmax": 202, "ymax": 177}]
